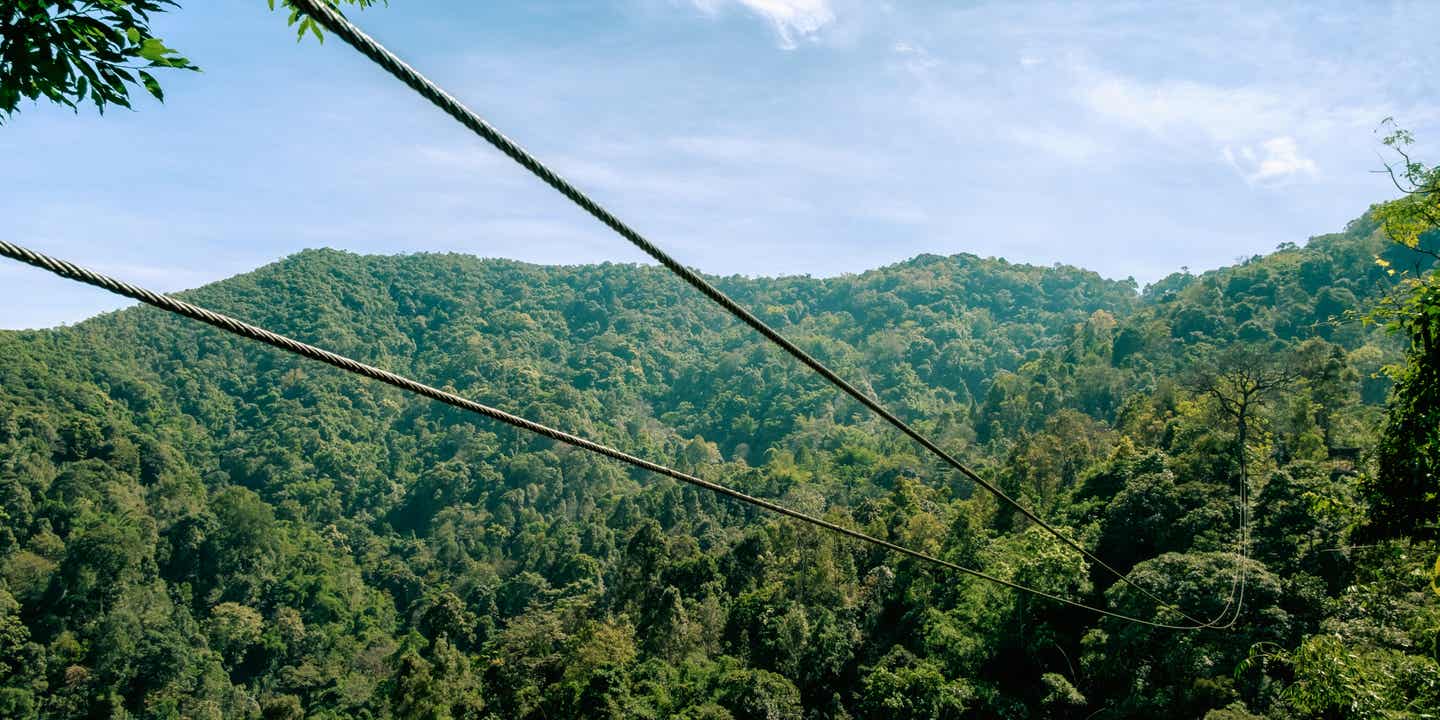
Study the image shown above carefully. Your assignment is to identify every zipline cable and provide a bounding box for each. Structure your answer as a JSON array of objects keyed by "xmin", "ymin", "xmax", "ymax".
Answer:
[
  {"xmin": 0, "ymin": 238, "xmax": 1212, "ymax": 630},
  {"xmin": 1193, "ymin": 395, "xmax": 1262, "ymax": 630},
  {"xmin": 1216, "ymin": 437, "xmax": 1254, "ymax": 629},
  {"xmin": 285, "ymin": 0, "xmax": 1241, "ymax": 629}
]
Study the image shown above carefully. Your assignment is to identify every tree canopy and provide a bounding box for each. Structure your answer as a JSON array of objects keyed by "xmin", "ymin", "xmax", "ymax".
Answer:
[{"xmin": 0, "ymin": 208, "xmax": 1435, "ymax": 717}]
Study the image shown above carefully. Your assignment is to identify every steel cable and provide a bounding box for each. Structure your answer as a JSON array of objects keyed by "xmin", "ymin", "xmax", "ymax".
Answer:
[
  {"xmin": 1, "ymin": 238, "xmax": 1215, "ymax": 629},
  {"xmin": 285, "ymin": 0, "xmax": 1242, "ymax": 629}
]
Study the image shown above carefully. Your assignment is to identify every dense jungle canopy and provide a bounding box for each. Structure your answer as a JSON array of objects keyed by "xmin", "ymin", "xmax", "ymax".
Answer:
[{"xmin": 1, "ymin": 209, "xmax": 1438, "ymax": 718}]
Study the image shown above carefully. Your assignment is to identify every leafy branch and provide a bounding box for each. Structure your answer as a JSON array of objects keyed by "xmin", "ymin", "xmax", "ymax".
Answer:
[
  {"xmin": 268, "ymin": 0, "xmax": 384, "ymax": 44},
  {"xmin": 0, "ymin": 0, "xmax": 196, "ymax": 122},
  {"xmin": 1372, "ymin": 117, "xmax": 1440, "ymax": 262},
  {"xmin": 0, "ymin": 0, "xmax": 383, "ymax": 124}
]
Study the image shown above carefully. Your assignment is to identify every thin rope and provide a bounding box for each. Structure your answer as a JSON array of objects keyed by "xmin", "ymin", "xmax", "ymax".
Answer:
[
  {"xmin": 0, "ymin": 238, "xmax": 1213, "ymax": 630},
  {"xmin": 285, "ymin": 0, "xmax": 1238, "ymax": 629}
]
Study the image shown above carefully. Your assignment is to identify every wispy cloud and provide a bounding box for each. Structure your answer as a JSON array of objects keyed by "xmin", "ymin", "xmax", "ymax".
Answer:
[
  {"xmin": 1223, "ymin": 137, "xmax": 1318, "ymax": 186},
  {"xmin": 1077, "ymin": 70, "xmax": 1301, "ymax": 144},
  {"xmin": 1066, "ymin": 60, "xmax": 1385, "ymax": 184},
  {"xmin": 691, "ymin": 0, "xmax": 836, "ymax": 49}
]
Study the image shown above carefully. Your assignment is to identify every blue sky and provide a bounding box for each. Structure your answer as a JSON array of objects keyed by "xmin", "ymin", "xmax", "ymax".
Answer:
[{"xmin": 3, "ymin": 0, "xmax": 1438, "ymax": 329}]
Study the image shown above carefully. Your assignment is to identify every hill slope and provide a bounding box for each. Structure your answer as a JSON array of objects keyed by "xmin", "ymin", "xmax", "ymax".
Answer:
[{"xmin": 0, "ymin": 217, "xmax": 1435, "ymax": 719}]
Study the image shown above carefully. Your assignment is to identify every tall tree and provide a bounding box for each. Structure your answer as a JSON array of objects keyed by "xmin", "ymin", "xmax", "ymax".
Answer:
[
  {"xmin": 1362, "ymin": 123, "xmax": 1440, "ymax": 540},
  {"xmin": 1191, "ymin": 346, "xmax": 1298, "ymax": 489}
]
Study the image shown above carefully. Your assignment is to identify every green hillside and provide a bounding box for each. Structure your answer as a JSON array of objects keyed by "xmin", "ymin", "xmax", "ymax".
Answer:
[{"xmin": 0, "ymin": 216, "xmax": 1435, "ymax": 719}]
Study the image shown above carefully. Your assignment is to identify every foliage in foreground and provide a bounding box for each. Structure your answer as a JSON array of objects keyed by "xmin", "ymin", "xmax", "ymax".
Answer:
[{"xmin": 0, "ymin": 0, "xmax": 378, "ymax": 123}]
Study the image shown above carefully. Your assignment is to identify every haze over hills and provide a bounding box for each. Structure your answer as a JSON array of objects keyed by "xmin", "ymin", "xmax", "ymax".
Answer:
[{"xmin": 0, "ymin": 214, "xmax": 1435, "ymax": 718}]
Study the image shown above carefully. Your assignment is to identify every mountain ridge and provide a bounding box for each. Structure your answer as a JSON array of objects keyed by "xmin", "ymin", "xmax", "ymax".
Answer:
[{"xmin": 1, "ymin": 211, "xmax": 1435, "ymax": 718}]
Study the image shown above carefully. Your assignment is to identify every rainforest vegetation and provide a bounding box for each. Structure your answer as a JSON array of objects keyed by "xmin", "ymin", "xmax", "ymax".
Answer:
[
  {"xmin": 1, "ymin": 199, "xmax": 1438, "ymax": 718},
  {"xmin": 6, "ymin": 3, "xmax": 1440, "ymax": 718}
]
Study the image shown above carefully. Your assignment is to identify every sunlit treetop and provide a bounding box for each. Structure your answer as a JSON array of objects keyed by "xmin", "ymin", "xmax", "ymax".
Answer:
[{"xmin": 1373, "ymin": 118, "xmax": 1440, "ymax": 253}]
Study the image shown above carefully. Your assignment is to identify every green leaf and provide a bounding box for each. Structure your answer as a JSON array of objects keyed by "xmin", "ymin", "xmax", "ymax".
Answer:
[
  {"xmin": 139, "ymin": 71, "xmax": 163, "ymax": 101},
  {"xmin": 125, "ymin": 27, "xmax": 142, "ymax": 45},
  {"xmin": 138, "ymin": 38, "xmax": 171, "ymax": 62}
]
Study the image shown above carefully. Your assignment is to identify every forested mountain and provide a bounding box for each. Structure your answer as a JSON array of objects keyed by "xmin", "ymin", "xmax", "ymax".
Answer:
[{"xmin": 0, "ymin": 213, "xmax": 1436, "ymax": 719}]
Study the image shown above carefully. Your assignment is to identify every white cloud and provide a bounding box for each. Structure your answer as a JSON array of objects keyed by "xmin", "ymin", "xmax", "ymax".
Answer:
[
  {"xmin": 1067, "ymin": 62, "xmax": 1386, "ymax": 184},
  {"xmin": 1223, "ymin": 137, "xmax": 1318, "ymax": 186},
  {"xmin": 1077, "ymin": 70, "xmax": 1297, "ymax": 144},
  {"xmin": 691, "ymin": 0, "xmax": 836, "ymax": 49}
]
